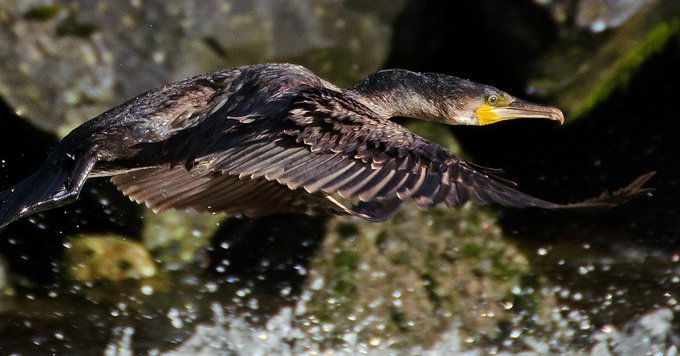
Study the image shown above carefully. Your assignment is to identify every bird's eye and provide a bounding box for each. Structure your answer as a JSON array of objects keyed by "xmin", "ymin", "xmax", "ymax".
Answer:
[{"xmin": 487, "ymin": 95, "xmax": 498, "ymax": 105}]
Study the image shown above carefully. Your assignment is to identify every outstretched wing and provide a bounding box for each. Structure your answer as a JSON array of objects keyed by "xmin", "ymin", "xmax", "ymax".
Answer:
[{"xmin": 112, "ymin": 86, "xmax": 653, "ymax": 221}]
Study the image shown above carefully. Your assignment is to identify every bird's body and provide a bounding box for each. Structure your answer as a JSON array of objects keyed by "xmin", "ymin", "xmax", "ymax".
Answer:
[{"xmin": 0, "ymin": 63, "xmax": 652, "ymax": 230}]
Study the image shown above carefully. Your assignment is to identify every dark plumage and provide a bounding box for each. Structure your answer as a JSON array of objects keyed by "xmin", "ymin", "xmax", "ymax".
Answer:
[{"xmin": 0, "ymin": 63, "xmax": 653, "ymax": 230}]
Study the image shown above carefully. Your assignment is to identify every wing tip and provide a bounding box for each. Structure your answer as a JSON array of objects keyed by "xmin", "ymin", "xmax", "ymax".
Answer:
[{"xmin": 553, "ymin": 171, "xmax": 655, "ymax": 211}]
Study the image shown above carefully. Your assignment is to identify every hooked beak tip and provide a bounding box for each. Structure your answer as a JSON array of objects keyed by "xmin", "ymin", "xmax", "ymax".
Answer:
[
  {"xmin": 506, "ymin": 99, "xmax": 565, "ymax": 125},
  {"xmin": 553, "ymin": 109, "xmax": 565, "ymax": 125}
]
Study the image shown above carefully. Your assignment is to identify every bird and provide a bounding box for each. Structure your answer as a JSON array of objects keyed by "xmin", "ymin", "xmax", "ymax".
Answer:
[{"xmin": 0, "ymin": 63, "xmax": 653, "ymax": 231}]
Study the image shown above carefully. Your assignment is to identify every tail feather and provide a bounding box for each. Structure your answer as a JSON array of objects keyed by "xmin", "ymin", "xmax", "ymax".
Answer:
[{"xmin": 0, "ymin": 148, "xmax": 96, "ymax": 231}]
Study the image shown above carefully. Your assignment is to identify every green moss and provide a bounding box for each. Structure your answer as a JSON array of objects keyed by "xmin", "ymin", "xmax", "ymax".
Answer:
[
  {"xmin": 332, "ymin": 250, "xmax": 359, "ymax": 272},
  {"xmin": 24, "ymin": 4, "xmax": 66, "ymax": 21},
  {"xmin": 461, "ymin": 242, "xmax": 482, "ymax": 258},
  {"xmin": 142, "ymin": 210, "xmax": 224, "ymax": 266},
  {"xmin": 332, "ymin": 279, "xmax": 356, "ymax": 297},
  {"xmin": 489, "ymin": 248, "xmax": 518, "ymax": 280},
  {"xmin": 421, "ymin": 273, "xmax": 441, "ymax": 309},
  {"xmin": 336, "ymin": 222, "xmax": 360, "ymax": 238},
  {"xmin": 390, "ymin": 307, "xmax": 410, "ymax": 331},
  {"xmin": 64, "ymin": 234, "xmax": 157, "ymax": 282},
  {"xmin": 202, "ymin": 36, "xmax": 229, "ymax": 58},
  {"xmin": 56, "ymin": 14, "xmax": 97, "ymax": 38},
  {"xmin": 24, "ymin": 4, "xmax": 99, "ymax": 37},
  {"xmin": 500, "ymin": 274, "xmax": 542, "ymax": 334},
  {"xmin": 375, "ymin": 230, "xmax": 389, "ymax": 253},
  {"xmin": 573, "ymin": 20, "xmax": 680, "ymax": 118},
  {"xmin": 389, "ymin": 251, "xmax": 412, "ymax": 265}
]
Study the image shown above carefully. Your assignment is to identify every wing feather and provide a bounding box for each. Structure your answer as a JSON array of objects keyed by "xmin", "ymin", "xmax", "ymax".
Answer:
[{"xmin": 109, "ymin": 81, "xmax": 651, "ymax": 221}]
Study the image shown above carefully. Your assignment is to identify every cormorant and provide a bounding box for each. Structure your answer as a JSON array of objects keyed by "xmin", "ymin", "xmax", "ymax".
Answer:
[{"xmin": 0, "ymin": 63, "xmax": 653, "ymax": 231}]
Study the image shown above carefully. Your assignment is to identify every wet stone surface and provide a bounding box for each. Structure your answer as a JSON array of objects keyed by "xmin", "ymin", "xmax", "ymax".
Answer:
[
  {"xmin": 528, "ymin": 0, "xmax": 680, "ymax": 119},
  {"xmin": 0, "ymin": 0, "xmax": 400, "ymax": 136}
]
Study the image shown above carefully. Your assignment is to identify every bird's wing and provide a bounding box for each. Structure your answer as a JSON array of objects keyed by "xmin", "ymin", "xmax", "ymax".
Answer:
[
  {"xmin": 110, "ymin": 163, "xmax": 342, "ymax": 217},
  {"xmin": 207, "ymin": 88, "xmax": 654, "ymax": 220},
  {"xmin": 219, "ymin": 87, "xmax": 559, "ymax": 220},
  {"xmin": 113, "ymin": 86, "xmax": 652, "ymax": 221}
]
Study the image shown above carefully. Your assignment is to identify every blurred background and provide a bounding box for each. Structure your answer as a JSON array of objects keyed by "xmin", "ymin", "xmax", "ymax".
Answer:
[{"xmin": 0, "ymin": 0, "xmax": 678, "ymax": 353}]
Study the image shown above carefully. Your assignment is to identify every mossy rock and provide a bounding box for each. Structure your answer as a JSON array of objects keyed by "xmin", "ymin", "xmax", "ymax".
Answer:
[
  {"xmin": 529, "ymin": 1, "xmax": 680, "ymax": 120},
  {"xmin": 64, "ymin": 234, "xmax": 156, "ymax": 282},
  {"xmin": 297, "ymin": 204, "xmax": 557, "ymax": 350},
  {"xmin": 142, "ymin": 209, "xmax": 225, "ymax": 266}
]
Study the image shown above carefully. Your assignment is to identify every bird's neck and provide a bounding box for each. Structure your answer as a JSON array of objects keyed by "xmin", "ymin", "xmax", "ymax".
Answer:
[{"xmin": 349, "ymin": 70, "xmax": 450, "ymax": 122}]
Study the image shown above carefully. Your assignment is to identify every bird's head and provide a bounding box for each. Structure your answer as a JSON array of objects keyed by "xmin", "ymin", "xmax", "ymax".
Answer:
[{"xmin": 352, "ymin": 69, "xmax": 564, "ymax": 126}]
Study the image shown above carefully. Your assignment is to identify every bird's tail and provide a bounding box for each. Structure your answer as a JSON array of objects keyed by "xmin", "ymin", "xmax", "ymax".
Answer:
[{"xmin": 0, "ymin": 141, "xmax": 97, "ymax": 232}]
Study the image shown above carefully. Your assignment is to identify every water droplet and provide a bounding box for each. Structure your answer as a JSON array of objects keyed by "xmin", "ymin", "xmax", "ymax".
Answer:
[
  {"xmin": 140, "ymin": 285, "xmax": 154, "ymax": 296},
  {"xmin": 322, "ymin": 323, "xmax": 334, "ymax": 332},
  {"xmin": 294, "ymin": 264, "xmax": 307, "ymax": 276},
  {"xmin": 310, "ymin": 277, "xmax": 324, "ymax": 290},
  {"xmin": 204, "ymin": 282, "xmax": 218, "ymax": 293},
  {"xmin": 590, "ymin": 20, "xmax": 607, "ymax": 33},
  {"xmin": 235, "ymin": 288, "xmax": 250, "ymax": 297}
]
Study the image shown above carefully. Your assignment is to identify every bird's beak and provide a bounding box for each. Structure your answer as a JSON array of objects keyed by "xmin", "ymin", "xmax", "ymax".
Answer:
[{"xmin": 476, "ymin": 99, "xmax": 565, "ymax": 126}]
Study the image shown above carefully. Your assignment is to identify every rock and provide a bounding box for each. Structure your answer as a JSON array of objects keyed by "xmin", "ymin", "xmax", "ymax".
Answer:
[
  {"xmin": 64, "ymin": 233, "xmax": 156, "ymax": 282},
  {"xmin": 0, "ymin": 0, "xmax": 403, "ymax": 137},
  {"xmin": 527, "ymin": 0, "xmax": 680, "ymax": 120},
  {"xmin": 533, "ymin": 0, "xmax": 657, "ymax": 33},
  {"xmin": 142, "ymin": 209, "xmax": 225, "ymax": 267},
  {"xmin": 297, "ymin": 204, "xmax": 556, "ymax": 350}
]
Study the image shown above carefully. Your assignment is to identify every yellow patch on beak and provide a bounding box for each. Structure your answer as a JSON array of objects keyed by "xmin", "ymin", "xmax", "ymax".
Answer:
[{"xmin": 475, "ymin": 104, "xmax": 505, "ymax": 125}]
